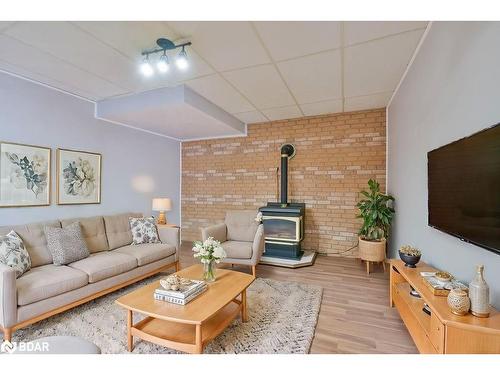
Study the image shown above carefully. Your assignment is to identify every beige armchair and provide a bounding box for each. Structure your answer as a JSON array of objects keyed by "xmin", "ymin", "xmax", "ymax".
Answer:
[{"xmin": 201, "ymin": 210, "xmax": 264, "ymax": 277}]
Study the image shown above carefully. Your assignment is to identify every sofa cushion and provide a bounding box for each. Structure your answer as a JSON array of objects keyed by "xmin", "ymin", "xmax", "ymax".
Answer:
[
  {"xmin": 45, "ymin": 222, "xmax": 90, "ymax": 265},
  {"xmin": 17, "ymin": 264, "xmax": 88, "ymax": 306},
  {"xmin": 103, "ymin": 212, "xmax": 142, "ymax": 250},
  {"xmin": 69, "ymin": 252, "xmax": 137, "ymax": 283},
  {"xmin": 225, "ymin": 210, "xmax": 259, "ymax": 242},
  {"xmin": 222, "ymin": 240, "xmax": 253, "ymax": 259},
  {"xmin": 0, "ymin": 220, "xmax": 60, "ymax": 267},
  {"xmin": 0, "ymin": 230, "xmax": 31, "ymax": 278},
  {"xmin": 61, "ymin": 216, "xmax": 108, "ymax": 253},
  {"xmin": 130, "ymin": 217, "xmax": 160, "ymax": 245},
  {"xmin": 113, "ymin": 243, "xmax": 176, "ymax": 266}
]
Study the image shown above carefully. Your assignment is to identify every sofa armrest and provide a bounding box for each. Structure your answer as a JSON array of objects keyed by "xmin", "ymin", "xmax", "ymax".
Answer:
[
  {"xmin": 250, "ymin": 224, "xmax": 265, "ymax": 265},
  {"xmin": 0, "ymin": 263, "xmax": 17, "ymax": 329},
  {"xmin": 157, "ymin": 226, "xmax": 180, "ymax": 261},
  {"xmin": 201, "ymin": 223, "xmax": 227, "ymax": 243}
]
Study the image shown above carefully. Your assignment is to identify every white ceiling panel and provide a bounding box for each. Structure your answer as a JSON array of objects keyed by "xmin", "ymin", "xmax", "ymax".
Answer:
[
  {"xmin": 223, "ymin": 64, "xmax": 295, "ymax": 109},
  {"xmin": 344, "ymin": 29, "xmax": 424, "ymax": 97},
  {"xmin": 233, "ymin": 111, "xmax": 268, "ymax": 124},
  {"xmin": 300, "ymin": 99, "xmax": 343, "ymax": 116},
  {"xmin": 186, "ymin": 74, "xmax": 254, "ymax": 114},
  {"xmin": 262, "ymin": 105, "xmax": 302, "ymax": 121},
  {"xmin": 344, "ymin": 91, "xmax": 393, "ymax": 112},
  {"xmin": 73, "ymin": 21, "xmax": 179, "ymax": 60},
  {"xmin": 5, "ymin": 22, "xmax": 139, "ymax": 90},
  {"xmin": 0, "ymin": 35, "xmax": 126, "ymax": 99},
  {"xmin": 0, "ymin": 59, "xmax": 97, "ymax": 100},
  {"xmin": 344, "ymin": 21, "xmax": 427, "ymax": 46},
  {"xmin": 277, "ymin": 49, "xmax": 342, "ymax": 103},
  {"xmin": 254, "ymin": 21, "xmax": 342, "ymax": 61},
  {"xmin": 168, "ymin": 21, "xmax": 270, "ymax": 71}
]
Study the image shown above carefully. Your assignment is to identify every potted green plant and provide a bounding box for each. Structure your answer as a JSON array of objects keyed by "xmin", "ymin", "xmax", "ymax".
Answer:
[{"xmin": 356, "ymin": 179, "xmax": 395, "ymax": 274}]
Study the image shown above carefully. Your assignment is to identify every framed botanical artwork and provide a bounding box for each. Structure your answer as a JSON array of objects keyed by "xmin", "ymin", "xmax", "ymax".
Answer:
[
  {"xmin": 57, "ymin": 148, "xmax": 102, "ymax": 205},
  {"xmin": 0, "ymin": 141, "xmax": 51, "ymax": 207}
]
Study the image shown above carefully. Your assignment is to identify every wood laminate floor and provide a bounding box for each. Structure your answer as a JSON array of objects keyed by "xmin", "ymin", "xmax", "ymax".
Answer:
[{"xmin": 179, "ymin": 243, "xmax": 417, "ymax": 354}]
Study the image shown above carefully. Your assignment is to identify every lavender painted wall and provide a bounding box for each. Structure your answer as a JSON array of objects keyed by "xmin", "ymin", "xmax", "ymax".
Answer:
[
  {"xmin": 388, "ymin": 22, "xmax": 500, "ymax": 307},
  {"xmin": 0, "ymin": 71, "xmax": 180, "ymax": 226}
]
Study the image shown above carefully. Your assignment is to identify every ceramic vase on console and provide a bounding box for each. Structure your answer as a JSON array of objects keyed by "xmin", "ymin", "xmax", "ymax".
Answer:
[
  {"xmin": 469, "ymin": 265, "xmax": 490, "ymax": 318},
  {"xmin": 447, "ymin": 288, "xmax": 470, "ymax": 316}
]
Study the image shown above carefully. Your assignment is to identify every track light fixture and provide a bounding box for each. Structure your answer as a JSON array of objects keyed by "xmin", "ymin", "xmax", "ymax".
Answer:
[{"xmin": 140, "ymin": 38, "xmax": 191, "ymax": 77}]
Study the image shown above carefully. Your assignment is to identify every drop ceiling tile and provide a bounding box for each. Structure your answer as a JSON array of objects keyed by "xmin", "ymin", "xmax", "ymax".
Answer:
[
  {"xmin": 0, "ymin": 59, "xmax": 98, "ymax": 101},
  {"xmin": 223, "ymin": 64, "xmax": 295, "ymax": 109},
  {"xmin": 233, "ymin": 111, "xmax": 267, "ymax": 124},
  {"xmin": 344, "ymin": 91, "xmax": 392, "ymax": 112},
  {"xmin": 262, "ymin": 105, "xmax": 302, "ymax": 121},
  {"xmin": 5, "ymin": 21, "xmax": 138, "ymax": 90},
  {"xmin": 0, "ymin": 35, "xmax": 126, "ymax": 99},
  {"xmin": 168, "ymin": 21, "xmax": 270, "ymax": 71},
  {"xmin": 277, "ymin": 49, "xmax": 341, "ymax": 103},
  {"xmin": 73, "ymin": 21, "xmax": 179, "ymax": 60},
  {"xmin": 344, "ymin": 21, "xmax": 427, "ymax": 46},
  {"xmin": 254, "ymin": 21, "xmax": 341, "ymax": 61},
  {"xmin": 186, "ymin": 74, "xmax": 254, "ymax": 114},
  {"xmin": 344, "ymin": 29, "xmax": 424, "ymax": 97},
  {"xmin": 300, "ymin": 99, "xmax": 343, "ymax": 116},
  {"xmin": 0, "ymin": 22, "xmax": 15, "ymax": 33}
]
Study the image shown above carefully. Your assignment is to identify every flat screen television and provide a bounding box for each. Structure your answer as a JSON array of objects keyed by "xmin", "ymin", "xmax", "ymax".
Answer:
[{"xmin": 428, "ymin": 123, "xmax": 500, "ymax": 255}]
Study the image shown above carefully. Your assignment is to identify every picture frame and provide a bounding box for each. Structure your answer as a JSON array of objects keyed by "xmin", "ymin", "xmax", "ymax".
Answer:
[
  {"xmin": 56, "ymin": 148, "xmax": 102, "ymax": 205},
  {"xmin": 0, "ymin": 141, "xmax": 51, "ymax": 207}
]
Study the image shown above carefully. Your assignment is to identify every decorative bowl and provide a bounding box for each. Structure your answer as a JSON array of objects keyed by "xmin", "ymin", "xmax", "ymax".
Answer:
[
  {"xmin": 398, "ymin": 251, "xmax": 421, "ymax": 268},
  {"xmin": 435, "ymin": 271, "xmax": 452, "ymax": 283}
]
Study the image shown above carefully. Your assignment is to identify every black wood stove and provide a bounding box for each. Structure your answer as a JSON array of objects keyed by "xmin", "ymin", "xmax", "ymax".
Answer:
[{"xmin": 259, "ymin": 144, "xmax": 305, "ymax": 260}]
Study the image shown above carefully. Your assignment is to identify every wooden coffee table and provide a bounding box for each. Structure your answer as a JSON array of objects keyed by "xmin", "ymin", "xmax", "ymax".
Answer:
[{"xmin": 115, "ymin": 264, "xmax": 255, "ymax": 354}]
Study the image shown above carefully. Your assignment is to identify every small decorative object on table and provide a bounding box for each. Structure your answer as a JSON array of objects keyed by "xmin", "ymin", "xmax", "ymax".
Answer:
[
  {"xmin": 447, "ymin": 288, "xmax": 471, "ymax": 316},
  {"xmin": 155, "ymin": 276, "xmax": 207, "ymax": 305},
  {"xmin": 434, "ymin": 271, "xmax": 452, "ymax": 283},
  {"xmin": 398, "ymin": 245, "xmax": 421, "ymax": 268},
  {"xmin": 420, "ymin": 271, "xmax": 468, "ymax": 296},
  {"xmin": 469, "ymin": 265, "xmax": 490, "ymax": 318},
  {"xmin": 192, "ymin": 237, "xmax": 226, "ymax": 282}
]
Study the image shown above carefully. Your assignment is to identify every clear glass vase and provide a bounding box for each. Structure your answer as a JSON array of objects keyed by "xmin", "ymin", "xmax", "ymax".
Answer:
[{"xmin": 203, "ymin": 259, "xmax": 216, "ymax": 282}]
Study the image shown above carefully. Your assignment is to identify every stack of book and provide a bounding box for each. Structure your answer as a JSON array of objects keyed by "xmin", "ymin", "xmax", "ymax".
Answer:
[{"xmin": 154, "ymin": 280, "xmax": 207, "ymax": 305}]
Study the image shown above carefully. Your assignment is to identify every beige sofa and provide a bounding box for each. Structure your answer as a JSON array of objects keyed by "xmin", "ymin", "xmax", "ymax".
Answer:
[
  {"xmin": 0, "ymin": 212, "xmax": 180, "ymax": 342},
  {"xmin": 201, "ymin": 210, "xmax": 264, "ymax": 277}
]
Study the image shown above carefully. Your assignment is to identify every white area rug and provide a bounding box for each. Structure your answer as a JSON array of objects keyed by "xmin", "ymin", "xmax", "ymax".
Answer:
[{"xmin": 11, "ymin": 275, "xmax": 323, "ymax": 354}]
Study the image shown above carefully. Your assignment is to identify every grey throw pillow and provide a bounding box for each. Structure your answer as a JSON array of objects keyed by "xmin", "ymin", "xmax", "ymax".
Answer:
[
  {"xmin": 0, "ymin": 230, "xmax": 31, "ymax": 278},
  {"xmin": 129, "ymin": 217, "xmax": 160, "ymax": 245},
  {"xmin": 45, "ymin": 222, "xmax": 90, "ymax": 265}
]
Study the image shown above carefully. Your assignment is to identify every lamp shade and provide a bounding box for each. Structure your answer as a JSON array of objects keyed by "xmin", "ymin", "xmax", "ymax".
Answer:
[{"xmin": 152, "ymin": 198, "xmax": 172, "ymax": 211}]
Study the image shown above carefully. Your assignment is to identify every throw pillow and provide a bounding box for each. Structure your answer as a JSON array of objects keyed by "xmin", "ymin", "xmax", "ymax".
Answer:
[
  {"xmin": 129, "ymin": 217, "xmax": 160, "ymax": 245},
  {"xmin": 45, "ymin": 222, "xmax": 90, "ymax": 266},
  {"xmin": 0, "ymin": 230, "xmax": 31, "ymax": 278}
]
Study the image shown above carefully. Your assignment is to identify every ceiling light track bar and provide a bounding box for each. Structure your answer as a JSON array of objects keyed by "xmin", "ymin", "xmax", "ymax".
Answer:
[{"xmin": 141, "ymin": 40, "xmax": 192, "ymax": 56}]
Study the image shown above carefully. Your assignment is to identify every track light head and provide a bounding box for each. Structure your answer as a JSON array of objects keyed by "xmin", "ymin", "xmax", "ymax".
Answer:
[
  {"xmin": 157, "ymin": 52, "xmax": 170, "ymax": 73},
  {"xmin": 175, "ymin": 47, "xmax": 189, "ymax": 70},
  {"xmin": 140, "ymin": 55, "xmax": 154, "ymax": 77}
]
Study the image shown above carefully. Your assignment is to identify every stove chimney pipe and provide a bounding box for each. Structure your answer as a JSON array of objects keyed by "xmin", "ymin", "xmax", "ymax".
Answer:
[{"xmin": 280, "ymin": 143, "xmax": 296, "ymax": 206}]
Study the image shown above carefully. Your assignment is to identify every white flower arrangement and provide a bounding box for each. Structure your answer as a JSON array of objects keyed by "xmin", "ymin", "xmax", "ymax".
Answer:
[{"xmin": 192, "ymin": 237, "xmax": 227, "ymax": 264}]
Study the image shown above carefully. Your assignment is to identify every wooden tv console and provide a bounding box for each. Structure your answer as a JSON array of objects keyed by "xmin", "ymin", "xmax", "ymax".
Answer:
[{"xmin": 390, "ymin": 260, "xmax": 500, "ymax": 353}]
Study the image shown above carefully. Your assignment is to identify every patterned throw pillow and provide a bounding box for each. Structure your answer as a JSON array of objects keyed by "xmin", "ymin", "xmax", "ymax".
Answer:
[
  {"xmin": 0, "ymin": 230, "xmax": 31, "ymax": 278},
  {"xmin": 129, "ymin": 217, "xmax": 160, "ymax": 245},
  {"xmin": 45, "ymin": 222, "xmax": 90, "ymax": 266}
]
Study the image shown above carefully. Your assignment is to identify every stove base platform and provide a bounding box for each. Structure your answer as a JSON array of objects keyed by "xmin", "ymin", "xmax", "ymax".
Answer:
[{"xmin": 259, "ymin": 251, "xmax": 317, "ymax": 268}]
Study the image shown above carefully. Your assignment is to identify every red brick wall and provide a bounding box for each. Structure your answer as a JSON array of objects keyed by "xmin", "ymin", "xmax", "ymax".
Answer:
[{"xmin": 181, "ymin": 108, "xmax": 386, "ymax": 257}]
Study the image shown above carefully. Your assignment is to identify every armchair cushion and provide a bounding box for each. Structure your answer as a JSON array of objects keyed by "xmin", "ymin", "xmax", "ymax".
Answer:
[
  {"xmin": 225, "ymin": 210, "xmax": 259, "ymax": 242},
  {"xmin": 201, "ymin": 223, "xmax": 227, "ymax": 243},
  {"xmin": 222, "ymin": 241, "xmax": 253, "ymax": 259}
]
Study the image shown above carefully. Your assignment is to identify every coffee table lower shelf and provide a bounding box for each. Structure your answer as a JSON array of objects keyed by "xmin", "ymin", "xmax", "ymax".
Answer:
[{"xmin": 128, "ymin": 300, "xmax": 243, "ymax": 354}]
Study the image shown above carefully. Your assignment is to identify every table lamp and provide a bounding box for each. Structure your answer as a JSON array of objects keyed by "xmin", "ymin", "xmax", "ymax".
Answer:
[{"xmin": 152, "ymin": 198, "xmax": 172, "ymax": 225}]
